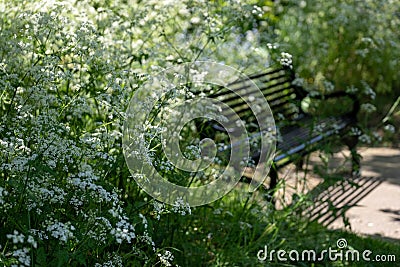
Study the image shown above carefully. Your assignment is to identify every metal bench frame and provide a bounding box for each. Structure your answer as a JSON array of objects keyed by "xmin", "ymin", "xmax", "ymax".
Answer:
[{"xmin": 196, "ymin": 66, "xmax": 360, "ymax": 195}]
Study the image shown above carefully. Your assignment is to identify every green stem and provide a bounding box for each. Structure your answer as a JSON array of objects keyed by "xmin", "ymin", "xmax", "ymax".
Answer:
[{"xmin": 382, "ymin": 96, "xmax": 400, "ymax": 124}]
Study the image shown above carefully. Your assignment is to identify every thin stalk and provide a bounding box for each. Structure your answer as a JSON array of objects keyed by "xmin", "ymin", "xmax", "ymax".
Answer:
[{"xmin": 382, "ymin": 96, "xmax": 400, "ymax": 124}]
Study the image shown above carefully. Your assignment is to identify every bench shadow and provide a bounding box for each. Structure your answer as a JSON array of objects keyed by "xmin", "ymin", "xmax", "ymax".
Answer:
[
  {"xmin": 274, "ymin": 147, "xmax": 399, "ymax": 241},
  {"xmin": 309, "ymin": 147, "xmax": 400, "ymax": 186},
  {"xmin": 301, "ymin": 175, "xmax": 384, "ymax": 228}
]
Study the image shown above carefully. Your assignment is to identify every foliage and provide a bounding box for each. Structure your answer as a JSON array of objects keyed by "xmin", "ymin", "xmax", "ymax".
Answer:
[
  {"xmin": 1, "ymin": 0, "xmax": 399, "ymax": 266},
  {"xmin": 0, "ymin": 0, "xmax": 280, "ymax": 265},
  {"xmin": 274, "ymin": 0, "xmax": 400, "ymax": 148},
  {"xmin": 0, "ymin": 1, "xmax": 152, "ymax": 265},
  {"xmin": 275, "ymin": 0, "xmax": 400, "ymax": 95}
]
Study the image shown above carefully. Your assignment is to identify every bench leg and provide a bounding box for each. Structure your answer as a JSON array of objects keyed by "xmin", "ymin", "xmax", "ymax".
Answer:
[
  {"xmin": 344, "ymin": 135, "xmax": 360, "ymax": 176},
  {"xmin": 349, "ymin": 146, "xmax": 360, "ymax": 176},
  {"xmin": 266, "ymin": 166, "xmax": 278, "ymax": 204},
  {"xmin": 295, "ymin": 157, "xmax": 304, "ymax": 170}
]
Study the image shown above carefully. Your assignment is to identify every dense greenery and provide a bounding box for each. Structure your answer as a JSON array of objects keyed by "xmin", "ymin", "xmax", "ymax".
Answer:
[
  {"xmin": 275, "ymin": 0, "xmax": 400, "ymax": 147},
  {"xmin": 0, "ymin": 0, "xmax": 398, "ymax": 266},
  {"xmin": 276, "ymin": 0, "xmax": 400, "ymax": 94}
]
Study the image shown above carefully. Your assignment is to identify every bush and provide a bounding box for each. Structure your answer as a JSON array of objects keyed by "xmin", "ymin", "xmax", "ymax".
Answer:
[
  {"xmin": 275, "ymin": 0, "xmax": 400, "ymax": 95},
  {"xmin": 0, "ymin": 0, "xmax": 280, "ymax": 265},
  {"xmin": 274, "ymin": 0, "xmax": 400, "ymax": 147},
  {"xmin": 1, "ymin": 0, "xmax": 398, "ymax": 266}
]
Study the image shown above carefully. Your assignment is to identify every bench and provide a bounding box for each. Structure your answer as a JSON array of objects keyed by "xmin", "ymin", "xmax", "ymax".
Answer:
[{"xmin": 194, "ymin": 66, "xmax": 360, "ymax": 197}]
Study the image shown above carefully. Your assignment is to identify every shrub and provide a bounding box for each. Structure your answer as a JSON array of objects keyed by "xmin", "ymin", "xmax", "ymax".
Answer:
[
  {"xmin": 275, "ymin": 0, "xmax": 400, "ymax": 95},
  {"xmin": 274, "ymin": 0, "xmax": 400, "ymax": 147},
  {"xmin": 0, "ymin": 0, "xmax": 280, "ymax": 265}
]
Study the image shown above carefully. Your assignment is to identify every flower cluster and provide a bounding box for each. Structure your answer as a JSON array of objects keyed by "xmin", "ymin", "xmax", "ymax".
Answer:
[
  {"xmin": 45, "ymin": 220, "xmax": 76, "ymax": 243},
  {"xmin": 158, "ymin": 250, "xmax": 175, "ymax": 267},
  {"xmin": 0, "ymin": 0, "xmax": 282, "ymax": 265},
  {"xmin": 172, "ymin": 197, "xmax": 192, "ymax": 216},
  {"xmin": 0, "ymin": 1, "xmax": 156, "ymax": 265},
  {"xmin": 384, "ymin": 124, "xmax": 396, "ymax": 134},
  {"xmin": 279, "ymin": 52, "xmax": 293, "ymax": 68}
]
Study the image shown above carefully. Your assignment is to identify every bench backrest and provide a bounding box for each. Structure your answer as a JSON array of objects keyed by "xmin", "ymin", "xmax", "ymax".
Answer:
[{"xmin": 207, "ymin": 66, "xmax": 307, "ymax": 131}]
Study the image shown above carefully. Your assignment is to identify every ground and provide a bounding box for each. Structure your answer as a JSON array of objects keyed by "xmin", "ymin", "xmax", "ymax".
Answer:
[
  {"xmin": 277, "ymin": 146, "xmax": 400, "ymax": 241},
  {"xmin": 328, "ymin": 147, "xmax": 400, "ymax": 241}
]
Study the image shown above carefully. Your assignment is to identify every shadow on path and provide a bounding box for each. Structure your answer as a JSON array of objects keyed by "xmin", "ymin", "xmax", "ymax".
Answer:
[
  {"xmin": 300, "ymin": 147, "xmax": 400, "ymax": 240},
  {"xmin": 303, "ymin": 175, "xmax": 384, "ymax": 227},
  {"xmin": 361, "ymin": 152, "xmax": 400, "ymax": 186}
]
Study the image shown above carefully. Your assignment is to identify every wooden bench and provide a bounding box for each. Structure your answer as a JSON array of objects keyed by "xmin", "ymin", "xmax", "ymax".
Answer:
[{"xmin": 194, "ymin": 66, "xmax": 360, "ymax": 196}]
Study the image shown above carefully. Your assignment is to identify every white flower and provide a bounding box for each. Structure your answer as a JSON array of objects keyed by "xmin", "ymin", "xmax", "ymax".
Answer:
[
  {"xmin": 252, "ymin": 5, "xmax": 263, "ymax": 17},
  {"xmin": 350, "ymin": 127, "xmax": 362, "ymax": 136},
  {"xmin": 178, "ymin": 7, "xmax": 190, "ymax": 16},
  {"xmin": 47, "ymin": 159, "xmax": 56, "ymax": 169},
  {"xmin": 213, "ymin": 208, "xmax": 222, "ymax": 215},
  {"xmin": 7, "ymin": 230, "xmax": 25, "ymax": 244},
  {"xmin": 384, "ymin": 124, "xmax": 395, "ymax": 134},
  {"xmin": 27, "ymin": 235, "xmax": 37, "ymax": 249},
  {"xmin": 362, "ymin": 81, "xmax": 376, "ymax": 100},
  {"xmin": 323, "ymin": 80, "xmax": 335, "ymax": 92},
  {"xmin": 373, "ymin": 131, "xmax": 382, "ymax": 142},
  {"xmin": 190, "ymin": 17, "xmax": 201, "ymax": 24},
  {"xmin": 359, "ymin": 134, "xmax": 371, "ymax": 144},
  {"xmin": 95, "ymin": 254, "xmax": 123, "ymax": 267},
  {"xmin": 172, "ymin": 197, "xmax": 191, "ymax": 216},
  {"xmin": 308, "ymin": 90, "xmax": 320, "ymax": 97},
  {"xmin": 314, "ymin": 124, "xmax": 324, "ymax": 133},
  {"xmin": 158, "ymin": 250, "xmax": 174, "ymax": 267},
  {"xmin": 346, "ymin": 85, "xmax": 358, "ymax": 94},
  {"xmin": 139, "ymin": 213, "xmax": 148, "ymax": 229},
  {"xmin": 153, "ymin": 201, "xmax": 167, "ymax": 220},
  {"xmin": 266, "ymin": 43, "xmax": 277, "ymax": 49},
  {"xmin": 299, "ymin": 1, "xmax": 307, "ymax": 8},
  {"xmin": 0, "ymin": 186, "xmax": 7, "ymax": 204},
  {"xmin": 111, "ymin": 218, "xmax": 136, "ymax": 244},
  {"xmin": 280, "ymin": 52, "xmax": 293, "ymax": 68},
  {"xmin": 12, "ymin": 248, "xmax": 30, "ymax": 266},
  {"xmin": 46, "ymin": 220, "xmax": 75, "ymax": 243},
  {"xmin": 361, "ymin": 103, "xmax": 377, "ymax": 113}
]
